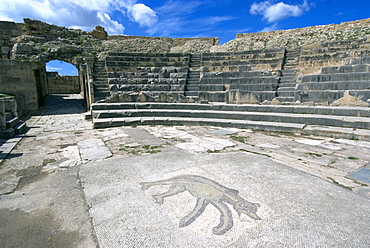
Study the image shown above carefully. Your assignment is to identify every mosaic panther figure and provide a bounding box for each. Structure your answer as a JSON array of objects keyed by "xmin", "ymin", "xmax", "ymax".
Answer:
[{"xmin": 139, "ymin": 174, "xmax": 261, "ymax": 235}]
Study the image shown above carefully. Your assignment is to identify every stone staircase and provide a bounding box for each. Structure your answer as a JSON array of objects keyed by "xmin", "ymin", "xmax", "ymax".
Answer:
[
  {"xmin": 93, "ymin": 60, "xmax": 110, "ymax": 102},
  {"xmin": 185, "ymin": 54, "xmax": 201, "ymax": 100},
  {"xmin": 276, "ymin": 49, "xmax": 301, "ymax": 103},
  {"xmin": 91, "ymin": 102, "xmax": 370, "ymax": 141},
  {"xmin": 0, "ymin": 115, "xmax": 27, "ymax": 139},
  {"xmin": 0, "ymin": 97, "xmax": 27, "ymax": 139}
]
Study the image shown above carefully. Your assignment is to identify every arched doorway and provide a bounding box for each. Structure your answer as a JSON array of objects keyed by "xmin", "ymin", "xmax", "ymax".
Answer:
[
  {"xmin": 46, "ymin": 60, "xmax": 78, "ymax": 76},
  {"xmin": 39, "ymin": 60, "xmax": 88, "ymax": 113},
  {"xmin": 45, "ymin": 60, "xmax": 80, "ymax": 94}
]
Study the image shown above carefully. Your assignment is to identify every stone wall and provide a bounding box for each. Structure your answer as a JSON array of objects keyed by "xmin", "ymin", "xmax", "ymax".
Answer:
[
  {"xmin": 0, "ymin": 21, "xmax": 23, "ymax": 59},
  {"xmin": 0, "ymin": 60, "xmax": 46, "ymax": 115},
  {"xmin": 1, "ymin": 17, "xmax": 370, "ymax": 58},
  {"xmin": 46, "ymin": 72, "xmax": 80, "ymax": 94},
  {"xmin": 213, "ymin": 18, "xmax": 370, "ymax": 53}
]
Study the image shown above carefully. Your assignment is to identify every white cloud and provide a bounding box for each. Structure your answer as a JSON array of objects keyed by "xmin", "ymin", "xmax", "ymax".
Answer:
[
  {"xmin": 97, "ymin": 12, "xmax": 125, "ymax": 34},
  {"xmin": 146, "ymin": 1, "xmax": 235, "ymax": 38},
  {"xmin": 128, "ymin": 3, "xmax": 158, "ymax": 27},
  {"xmin": 250, "ymin": 0, "xmax": 311, "ymax": 23},
  {"xmin": 155, "ymin": 1, "xmax": 202, "ymax": 15},
  {"xmin": 46, "ymin": 66, "xmax": 62, "ymax": 71},
  {"xmin": 260, "ymin": 23, "xmax": 279, "ymax": 32},
  {"xmin": 0, "ymin": 0, "xmax": 157, "ymax": 35}
]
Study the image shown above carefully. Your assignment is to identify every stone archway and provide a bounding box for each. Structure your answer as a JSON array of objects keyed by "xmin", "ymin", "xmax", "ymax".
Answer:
[{"xmin": 45, "ymin": 60, "xmax": 81, "ymax": 95}]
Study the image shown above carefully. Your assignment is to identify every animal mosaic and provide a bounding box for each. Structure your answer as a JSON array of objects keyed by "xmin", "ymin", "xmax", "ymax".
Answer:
[{"xmin": 139, "ymin": 174, "xmax": 261, "ymax": 235}]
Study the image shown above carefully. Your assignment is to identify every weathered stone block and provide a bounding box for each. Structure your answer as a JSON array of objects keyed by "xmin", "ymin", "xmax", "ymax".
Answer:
[{"xmin": 226, "ymin": 90, "xmax": 260, "ymax": 104}]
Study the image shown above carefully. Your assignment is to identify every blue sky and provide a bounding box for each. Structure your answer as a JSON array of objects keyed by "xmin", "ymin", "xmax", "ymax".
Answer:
[{"xmin": 1, "ymin": 0, "xmax": 369, "ymax": 75}]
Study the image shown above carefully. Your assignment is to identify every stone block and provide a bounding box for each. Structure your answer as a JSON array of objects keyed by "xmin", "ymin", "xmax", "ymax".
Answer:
[
  {"xmin": 199, "ymin": 84, "xmax": 224, "ymax": 91},
  {"xmin": 0, "ymin": 100, "xmax": 5, "ymax": 129},
  {"xmin": 11, "ymin": 30, "xmax": 22, "ymax": 36},
  {"xmin": 199, "ymin": 92, "xmax": 226, "ymax": 102},
  {"xmin": 332, "ymin": 107, "xmax": 370, "ymax": 117},
  {"xmin": 0, "ymin": 128, "xmax": 15, "ymax": 139},
  {"xmin": 226, "ymin": 90, "xmax": 260, "ymax": 104}
]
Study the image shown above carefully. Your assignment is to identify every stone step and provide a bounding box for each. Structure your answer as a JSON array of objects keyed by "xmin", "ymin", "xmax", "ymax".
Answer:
[
  {"xmin": 284, "ymin": 65, "xmax": 299, "ymax": 70},
  {"xmin": 6, "ymin": 117, "xmax": 19, "ymax": 129},
  {"xmin": 200, "ymin": 77, "xmax": 278, "ymax": 85},
  {"xmin": 203, "ymin": 71, "xmax": 275, "ymax": 77},
  {"xmin": 279, "ymin": 84, "xmax": 296, "ymax": 89},
  {"xmin": 105, "ymin": 61, "xmax": 187, "ymax": 67},
  {"xmin": 322, "ymin": 64, "xmax": 370, "ymax": 74},
  {"xmin": 91, "ymin": 103, "xmax": 370, "ymax": 117},
  {"xmin": 278, "ymin": 86, "xmax": 295, "ymax": 91},
  {"xmin": 301, "ymin": 72, "xmax": 370, "ymax": 83},
  {"xmin": 95, "ymin": 78, "xmax": 108, "ymax": 82},
  {"xmin": 295, "ymin": 90, "xmax": 370, "ymax": 104},
  {"xmin": 280, "ymin": 78, "xmax": 295, "ymax": 83},
  {"xmin": 92, "ymin": 116, "xmax": 370, "ymax": 141},
  {"xmin": 94, "ymin": 64, "xmax": 106, "ymax": 68},
  {"xmin": 94, "ymin": 70, "xmax": 107, "ymax": 74},
  {"xmin": 185, "ymin": 86, "xmax": 200, "ymax": 91},
  {"xmin": 188, "ymin": 81, "xmax": 200, "ymax": 84},
  {"xmin": 92, "ymin": 109, "xmax": 370, "ymax": 129},
  {"xmin": 281, "ymin": 69, "xmax": 297, "ymax": 73},
  {"xmin": 188, "ymin": 75, "xmax": 200, "ymax": 79},
  {"xmin": 277, "ymin": 91, "xmax": 295, "ymax": 97},
  {"xmin": 285, "ymin": 54, "xmax": 300, "ymax": 59},
  {"xmin": 5, "ymin": 112, "xmax": 13, "ymax": 120},
  {"xmin": 14, "ymin": 121, "xmax": 27, "ymax": 134},
  {"xmin": 296, "ymin": 81, "xmax": 370, "ymax": 91},
  {"xmin": 275, "ymin": 96, "xmax": 296, "ymax": 102},
  {"xmin": 94, "ymin": 64, "xmax": 107, "ymax": 71},
  {"xmin": 188, "ymin": 76, "xmax": 200, "ymax": 80},
  {"xmin": 0, "ymin": 128, "xmax": 15, "ymax": 139},
  {"xmin": 94, "ymin": 62, "xmax": 105, "ymax": 66},
  {"xmin": 285, "ymin": 57, "xmax": 299, "ymax": 62},
  {"xmin": 105, "ymin": 57, "xmax": 187, "ymax": 63},
  {"xmin": 227, "ymin": 84, "xmax": 276, "ymax": 91},
  {"xmin": 185, "ymin": 91, "xmax": 199, "ymax": 97}
]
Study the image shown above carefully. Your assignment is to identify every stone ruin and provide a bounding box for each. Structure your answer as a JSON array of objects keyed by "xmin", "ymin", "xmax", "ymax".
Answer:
[{"xmin": 1, "ymin": 17, "xmax": 370, "ymax": 139}]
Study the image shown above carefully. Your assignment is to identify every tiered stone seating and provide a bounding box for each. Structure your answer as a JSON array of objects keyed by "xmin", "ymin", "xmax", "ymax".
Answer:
[
  {"xmin": 201, "ymin": 48, "xmax": 285, "ymax": 71},
  {"xmin": 91, "ymin": 102, "xmax": 370, "ymax": 141},
  {"xmin": 199, "ymin": 70, "xmax": 279, "ymax": 102},
  {"xmin": 105, "ymin": 52, "xmax": 189, "ymax": 70},
  {"xmin": 197, "ymin": 48, "xmax": 285, "ymax": 102},
  {"xmin": 101, "ymin": 52, "xmax": 190, "ymax": 102},
  {"xmin": 296, "ymin": 57, "xmax": 370, "ymax": 103},
  {"xmin": 298, "ymin": 39, "xmax": 370, "ymax": 75}
]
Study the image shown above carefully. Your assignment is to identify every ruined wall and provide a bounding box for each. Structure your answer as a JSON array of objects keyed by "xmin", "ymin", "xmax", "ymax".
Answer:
[
  {"xmin": 46, "ymin": 72, "xmax": 80, "ymax": 94},
  {"xmin": 2, "ymin": 17, "xmax": 370, "ymax": 58},
  {"xmin": 0, "ymin": 60, "xmax": 46, "ymax": 115},
  {"xmin": 213, "ymin": 18, "xmax": 370, "ymax": 52},
  {"xmin": 0, "ymin": 21, "xmax": 23, "ymax": 59}
]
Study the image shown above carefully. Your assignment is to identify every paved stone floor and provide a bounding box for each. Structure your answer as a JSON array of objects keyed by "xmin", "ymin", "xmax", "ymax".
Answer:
[{"xmin": 0, "ymin": 94, "xmax": 370, "ymax": 247}]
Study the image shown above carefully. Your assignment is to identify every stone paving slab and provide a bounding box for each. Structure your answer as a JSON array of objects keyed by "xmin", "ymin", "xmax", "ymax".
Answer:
[
  {"xmin": 349, "ymin": 168, "xmax": 370, "ymax": 184},
  {"xmin": 80, "ymin": 150, "xmax": 370, "ymax": 248},
  {"xmin": 78, "ymin": 139, "xmax": 112, "ymax": 163}
]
